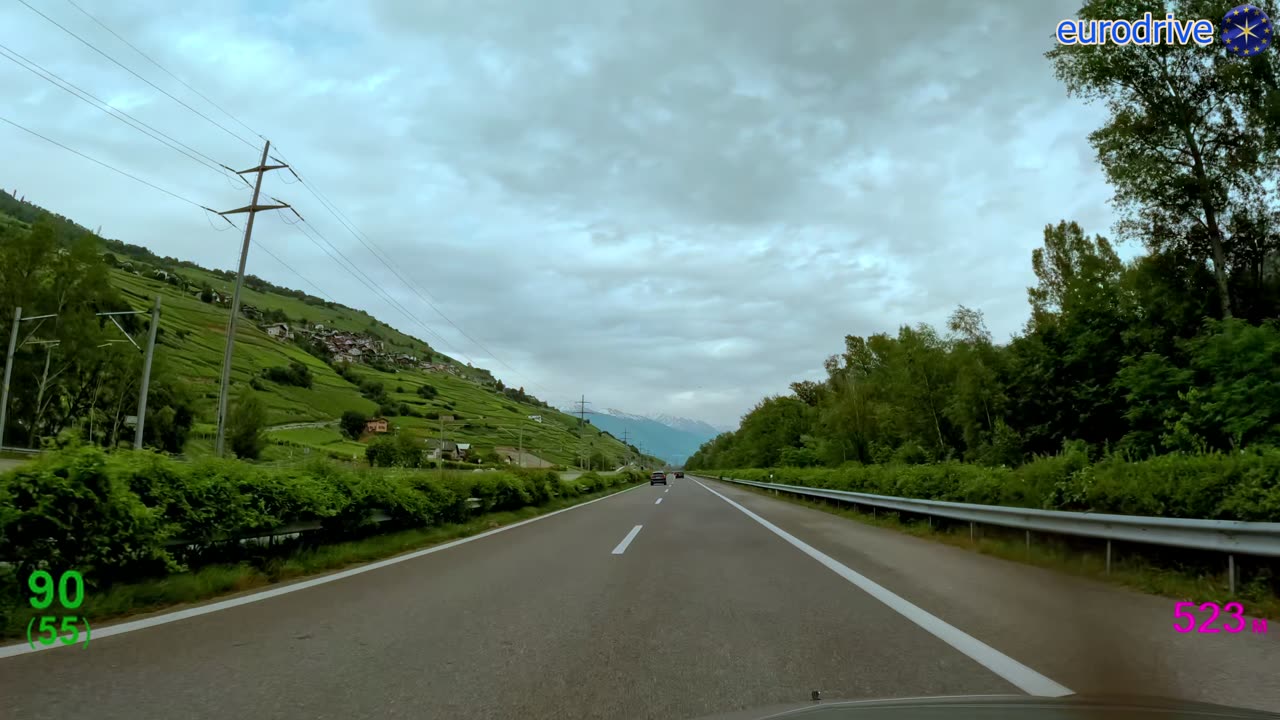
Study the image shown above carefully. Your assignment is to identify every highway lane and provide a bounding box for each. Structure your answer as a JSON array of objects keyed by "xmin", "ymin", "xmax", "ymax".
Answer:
[
  {"xmin": 699, "ymin": 478, "xmax": 1280, "ymax": 713},
  {"xmin": 0, "ymin": 477, "xmax": 1029, "ymax": 720},
  {"xmin": 1, "ymin": 475, "xmax": 1270, "ymax": 719}
]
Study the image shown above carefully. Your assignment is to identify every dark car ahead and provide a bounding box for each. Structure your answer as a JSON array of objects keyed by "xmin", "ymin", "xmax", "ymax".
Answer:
[
  {"xmin": 674, "ymin": 471, "xmax": 684, "ymax": 478},
  {"xmin": 650, "ymin": 471, "xmax": 667, "ymax": 485}
]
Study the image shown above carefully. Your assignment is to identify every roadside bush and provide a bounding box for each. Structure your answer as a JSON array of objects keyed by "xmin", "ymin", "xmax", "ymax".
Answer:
[
  {"xmin": 0, "ymin": 447, "xmax": 645, "ymax": 591},
  {"xmin": 0, "ymin": 447, "xmax": 176, "ymax": 585},
  {"xmin": 711, "ymin": 444, "xmax": 1280, "ymax": 520}
]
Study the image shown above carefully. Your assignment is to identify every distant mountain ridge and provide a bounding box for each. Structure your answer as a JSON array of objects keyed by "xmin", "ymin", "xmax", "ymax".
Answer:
[
  {"xmin": 650, "ymin": 413, "xmax": 731, "ymax": 437},
  {"xmin": 581, "ymin": 408, "xmax": 725, "ymax": 465}
]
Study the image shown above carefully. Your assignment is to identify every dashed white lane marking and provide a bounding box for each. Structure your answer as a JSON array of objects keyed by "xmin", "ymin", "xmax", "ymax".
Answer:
[{"xmin": 612, "ymin": 525, "xmax": 644, "ymax": 555}]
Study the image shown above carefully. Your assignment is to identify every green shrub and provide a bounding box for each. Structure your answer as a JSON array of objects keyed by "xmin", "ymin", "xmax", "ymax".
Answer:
[
  {"xmin": 262, "ymin": 361, "xmax": 313, "ymax": 389},
  {"xmin": 713, "ymin": 444, "xmax": 1280, "ymax": 520},
  {"xmin": 0, "ymin": 447, "xmax": 176, "ymax": 584},
  {"xmin": 0, "ymin": 448, "xmax": 646, "ymax": 597}
]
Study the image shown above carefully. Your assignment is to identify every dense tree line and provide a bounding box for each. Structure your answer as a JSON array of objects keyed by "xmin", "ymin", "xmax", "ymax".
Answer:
[{"xmin": 690, "ymin": 0, "xmax": 1280, "ymax": 472}]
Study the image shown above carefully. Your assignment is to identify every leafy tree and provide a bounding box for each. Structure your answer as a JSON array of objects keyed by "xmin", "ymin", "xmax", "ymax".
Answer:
[
  {"xmin": 359, "ymin": 379, "xmax": 387, "ymax": 403},
  {"xmin": 262, "ymin": 361, "xmax": 313, "ymax": 389},
  {"xmin": 227, "ymin": 390, "xmax": 267, "ymax": 460},
  {"xmin": 365, "ymin": 436, "xmax": 398, "ymax": 467},
  {"xmin": 339, "ymin": 410, "xmax": 368, "ymax": 439},
  {"xmin": 0, "ymin": 218, "xmax": 140, "ymax": 446},
  {"xmin": 1046, "ymin": 0, "xmax": 1280, "ymax": 319}
]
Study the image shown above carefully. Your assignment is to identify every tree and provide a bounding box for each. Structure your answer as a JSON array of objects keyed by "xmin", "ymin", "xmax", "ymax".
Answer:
[
  {"xmin": 0, "ymin": 218, "xmax": 138, "ymax": 446},
  {"xmin": 1046, "ymin": 0, "xmax": 1280, "ymax": 319},
  {"xmin": 340, "ymin": 410, "xmax": 368, "ymax": 439},
  {"xmin": 588, "ymin": 449, "xmax": 609, "ymax": 471},
  {"xmin": 1007, "ymin": 221, "xmax": 1132, "ymax": 454},
  {"xmin": 226, "ymin": 390, "xmax": 267, "ymax": 460},
  {"xmin": 365, "ymin": 435, "xmax": 398, "ymax": 467}
]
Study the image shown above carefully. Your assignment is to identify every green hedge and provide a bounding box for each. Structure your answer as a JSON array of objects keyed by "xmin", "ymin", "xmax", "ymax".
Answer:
[
  {"xmin": 0, "ymin": 447, "xmax": 644, "ymax": 588},
  {"xmin": 709, "ymin": 445, "xmax": 1280, "ymax": 522}
]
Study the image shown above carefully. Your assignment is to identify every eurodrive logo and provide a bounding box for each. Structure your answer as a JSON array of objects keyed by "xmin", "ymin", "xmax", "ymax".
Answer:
[{"xmin": 1055, "ymin": 4, "xmax": 1273, "ymax": 57}]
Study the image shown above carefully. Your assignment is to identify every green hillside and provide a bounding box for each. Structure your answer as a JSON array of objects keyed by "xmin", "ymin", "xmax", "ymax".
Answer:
[{"xmin": 0, "ymin": 191, "xmax": 655, "ymax": 469}]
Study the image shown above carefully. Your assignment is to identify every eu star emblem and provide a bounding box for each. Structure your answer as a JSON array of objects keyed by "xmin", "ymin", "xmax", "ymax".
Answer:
[{"xmin": 1222, "ymin": 4, "xmax": 1273, "ymax": 57}]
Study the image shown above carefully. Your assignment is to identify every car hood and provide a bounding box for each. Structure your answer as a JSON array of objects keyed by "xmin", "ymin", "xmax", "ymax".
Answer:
[{"xmin": 689, "ymin": 694, "xmax": 1280, "ymax": 720}]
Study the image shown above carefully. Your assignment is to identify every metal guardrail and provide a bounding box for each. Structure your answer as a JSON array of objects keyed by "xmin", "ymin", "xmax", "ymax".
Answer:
[
  {"xmin": 0, "ymin": 445, "xmax": 40, "ymax": 456},
  {"xmin": 708, "ymin": 476, "xmax": 1280, "ymax": 592}
]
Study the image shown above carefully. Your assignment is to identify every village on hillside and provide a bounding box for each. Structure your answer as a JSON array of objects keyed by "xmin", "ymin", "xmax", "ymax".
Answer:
[
  {"xmin": 98, "ymin": 250, "xmax": 498, "ymax": 383},
  {"xmin": 245, "ymin": 310, "xmax": 469, "ymax": 376}
]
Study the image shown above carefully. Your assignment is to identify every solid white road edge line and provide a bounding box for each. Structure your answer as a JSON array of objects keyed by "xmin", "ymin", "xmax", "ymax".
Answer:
[
  {"xmin": 0, "ymin": 482, "xmax": 647, "ymax": 660},
  {"xmin": 612, "ymin": 525, "xmax": 644, "ymax": 555},
  {"xmin": 655, "ymin": 498, "xmax": 663, "ymax": 504},
  {"xmin": 691, "ymin": 478, "xmax": 1073, "ymax": 698}
]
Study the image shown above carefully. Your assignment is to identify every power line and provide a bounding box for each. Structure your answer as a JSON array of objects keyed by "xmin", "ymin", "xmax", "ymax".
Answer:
[
  {"xmin": 25, "ymin": 0, "xmax": 565, "ymax": 404},
  {"xmin": 0, "ymin": 42, "xmax": 247, "ymax": 185},
  {"xmin": 216, "ymin": 215, "xmax": 334, "ymax": 304},
  {"xmin": 284, "ymin": 190, "xmax": 477, "ymax": 365},
  {"xmin": 61, "ymin": 0, "xmax": 260, "ymax": 141},
  {"xmin": 283, "ymin": 213, "xmax": 469, "ymax": 361},
  {"xmin": 273, "ymin": 146, "xmax": 565, "ymax": 401},
  {"xmin": 14, "ymin": 0, "xmax": 258, "ymax": 150},
  {"xmin": 0, "ymin": 113, "xmax": 219, "ymax": 213}
]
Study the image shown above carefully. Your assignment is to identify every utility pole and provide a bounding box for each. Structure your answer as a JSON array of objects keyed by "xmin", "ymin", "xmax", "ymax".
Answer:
[
  {"xmin": 0, "ymin": 308, "xmax": 58, "ymax": 450},
  {"xmin": 213, "ymin": 140, "xmax": 290, "ymax": 457},
  {"xmin": 0, "ymin": 306, "xmax": 20, "ymax": 450},
  {"xmin": 572, "ymin": 394, "xmax": 594, "ymax": 470},
  {"xmin": 133, "ymin": 296, "xmax": 161, "ymax": 449},
  {"xmin": 518, "ymin": 421, "xmax": 524, "ymax": 468},
  {"xmin": 96, "ymin": 302, "xmax": 162, "ymax": 449}
]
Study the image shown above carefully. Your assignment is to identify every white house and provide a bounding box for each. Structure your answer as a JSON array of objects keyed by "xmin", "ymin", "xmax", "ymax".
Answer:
[
  {"xmin": 527, "ymin": 415, "xmax": 543, "ymax": 423},
  {"xmin": 263, "ymin": 322, "xmax": 293, "ymax": 341}
]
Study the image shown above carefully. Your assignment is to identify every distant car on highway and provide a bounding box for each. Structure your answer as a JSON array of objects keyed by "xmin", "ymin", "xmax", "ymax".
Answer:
[
  {"xmin": 674, "ymin": 471, "xmax": 684, "ymax": 478},
  {"xmin": 650, "ymin": 471, "xmax": 667, "ymax": 485}
]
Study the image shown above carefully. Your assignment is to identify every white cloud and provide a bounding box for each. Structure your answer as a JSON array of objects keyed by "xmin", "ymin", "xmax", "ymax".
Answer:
[{"xmin": 0, "ymin": 0, "xmax": 1125, "ymax": 428}]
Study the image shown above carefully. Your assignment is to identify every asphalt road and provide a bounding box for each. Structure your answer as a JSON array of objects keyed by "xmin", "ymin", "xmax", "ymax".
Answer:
[{"xmin": 2, "ymin": 476, "xmax": 1278, "ymax": 720}]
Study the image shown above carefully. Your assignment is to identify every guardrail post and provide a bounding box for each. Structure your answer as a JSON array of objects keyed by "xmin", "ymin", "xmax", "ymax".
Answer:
[
  {"xmin": 1229, "ymin": 554, "xmax": 1236, "ymax": 595},
  {"xmin": 1105, "ymin": 540, "xmax": 1111, "ymax": 574},
  {"xmin": 969, "ymin": 521, "xmax": 974, "ymax": 542},
  {"xmin": 1025, "ymin": 530, "xmax": 1031, "ymax": 558}
]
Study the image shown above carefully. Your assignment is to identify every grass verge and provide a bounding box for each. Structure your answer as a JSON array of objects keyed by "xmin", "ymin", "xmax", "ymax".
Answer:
[
  {"xmin": 721, "ymin": 479, "xmax": 1280, "ymax": 621},
  {"xmin": 1, "ymin": 481, "xmax": 641, "ymax": 640}
]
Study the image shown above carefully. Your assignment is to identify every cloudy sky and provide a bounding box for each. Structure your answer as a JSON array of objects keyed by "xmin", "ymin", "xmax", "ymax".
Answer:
[{"xmin": 1, "ymin": 0, "xmax": 1129, "ymax": 429}]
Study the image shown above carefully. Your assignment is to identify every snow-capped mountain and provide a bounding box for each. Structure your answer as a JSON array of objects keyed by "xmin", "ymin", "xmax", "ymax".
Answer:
[
  {"xmin": 649, "ymin": 413, "xmax": 725, "ymax": 438},
  {"xmin": 601, "ymin": 409, "xmax": 729, "ymax": 436},
  {"xmin": 569, "ymin": 408, "xmax": 726, "ymax": 465}
]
